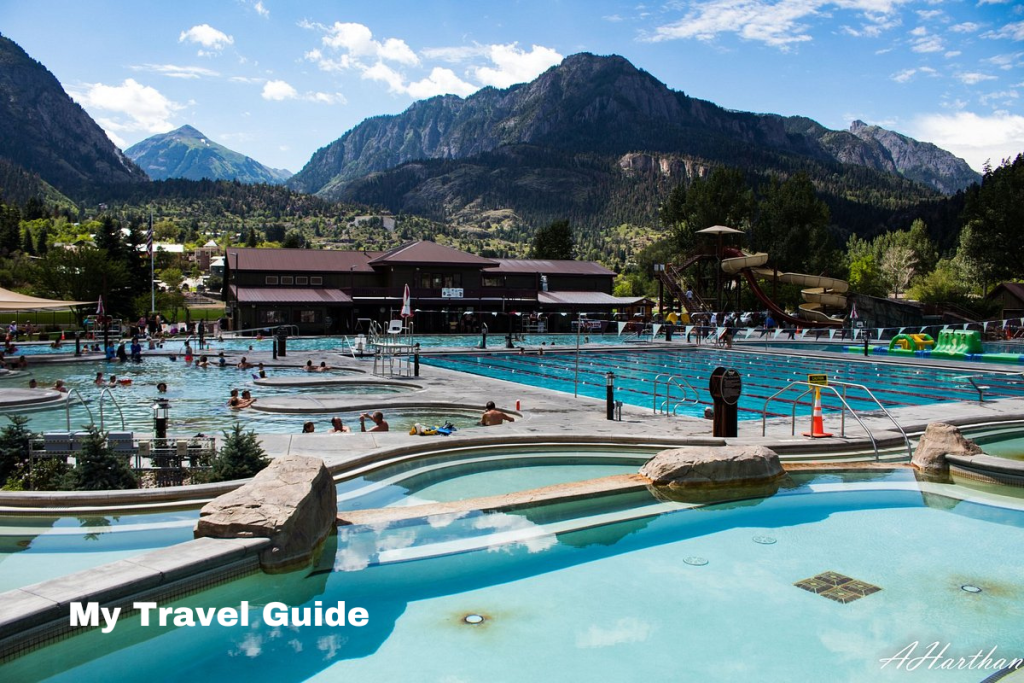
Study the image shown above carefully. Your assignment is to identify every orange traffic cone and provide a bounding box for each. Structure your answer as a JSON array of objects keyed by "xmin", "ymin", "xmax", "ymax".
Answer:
[
  {"xmin": 803, "ymin": 389, "xmax": 833, "ymax": 438},
  {"xmin": 60, "ymin": 330, "xmax": 65, "ymax": 340}
]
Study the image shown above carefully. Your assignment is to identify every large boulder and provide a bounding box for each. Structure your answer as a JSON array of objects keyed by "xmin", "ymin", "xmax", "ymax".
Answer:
[
  {"xmin": 640, "ymin": 445, "xmax": 784, "ymax": 487},
  {"xmin": 195, "ymin": 455, "xmax": 337, "ymax": 573},
  {"xmin": 912, "ymin": 422, "xmax": 982, "ymax": 475}
]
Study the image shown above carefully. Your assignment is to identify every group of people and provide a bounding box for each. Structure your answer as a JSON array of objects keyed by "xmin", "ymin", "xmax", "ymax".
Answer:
[
  {"xmin": 303, "ymin": 360, "xmax": 334, "ymax": 372},
  {"xmin": 297, "ymin": 403, "xmax": 514, "ymax": 435}
]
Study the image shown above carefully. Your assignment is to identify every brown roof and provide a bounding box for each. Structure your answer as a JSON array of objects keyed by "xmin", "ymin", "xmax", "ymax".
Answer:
[
  {"xmin": 231, "ymin": 287, "xmax": 352, "ymax": 304},
  {"xmin": 988, "ymin": 282, "xmax": 1024, "ymax": 303},
  {"xmin": 538, "ymin": 291, "xmax": 650, "ymax": 306},
  {"xmin": 369, "ymin": 241, "xmax": 498, "ymax": 267},
  {"xmin": 488, "ymin": 259, "xmax": 616, "ymax": 276},
  {"xmin": 226, "ymin": 248, "xmax": 380, "ymax": 272}
]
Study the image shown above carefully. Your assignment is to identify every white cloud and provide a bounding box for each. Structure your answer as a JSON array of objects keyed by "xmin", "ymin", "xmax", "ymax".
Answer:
[
  {"xmin": 958, "ymin": 71, "xmax": 997, "ymax": 84},
  {"xmin": 986, "ymin": 52, "xmax": 1024, "ymax": 69},
  {"xmin": 979, "ymin": 89, "xmax": 1019, "ymax": 107},
  {"xmin": 909, "ymin": 26, "xmax": 927, "ymax": 37},
  {"xmin": 310, "ymin": 91, "xmax": 347, "ymax": 104},
  {"xmin": 950, "ymin": 22, "xmax": 981, "ymax": 33},
  {"xmin": 406, "ymin": 67, "xmax": 477, "ymax": 98},
  {"xmin": 361, "ymin": 62, "xmax": 406, "ymax": 93},
  {"xmin": 915, "ymin": 9, "xmax": 943, "ymax": 20},
  {"xmin": 648, "ymin": 0, "xmax": 912, "ymax": 49},
  {"xmin": 321, "ymin": 22, "xmax": 419, "ymax": 65},
  {"xmin": 104, "ymin": 130, "xmax": 127, "ymax": 149},
  {"xmin": 262, "ymin": 79, "xmax": 298, "ymax": 100},
  {"xmin": 891, "ymin": 66, "xmax": 936, "ymax": 82},
  {"xmin": 132, "ymin": 63, "xmax": 219, "ymax": 79},
  {"xmin": 983, "ymin": 21, "xmax": 1024, "ymax": 41},
  {"xmin": 253, "ymin": 1, "xmax": 269, "ymax": 17},
  {"xmin": 945, "ymin": 50, "xmax": 961, "ymax": 57},
  {"xmin": 420, "ymin": 45, "xmax": 490, "ymax": 63},
  {"xmin": 178, "ymin": 24, "xmax": 234, "ymax": 54},
  {"xmin": 71, "ymin": 78, "xmax": 181, "ymax": 134},
  {"xmin": 911, "ymin": 34, "xmax": 944, "ymax": 52},
  {"xmin": 977, "ymin": 0, "xmax": 1012, "ymax": 4},
  {"xmin": 910, "ymin": 111, "xmax": 1024, "ymax": 171},
  {"xmin": 471, "ymin": 44, "xmax": 563, "ymax": 88}
]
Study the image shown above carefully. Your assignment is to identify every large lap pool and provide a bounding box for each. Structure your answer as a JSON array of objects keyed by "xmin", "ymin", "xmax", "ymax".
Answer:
[
  {"xmin": 6, "ymin": 470, "xmax": 1023, "ymax": 682},
  {"xmin": 422, "ymin": 348, "xmax": 1024, "ymax": 419}
]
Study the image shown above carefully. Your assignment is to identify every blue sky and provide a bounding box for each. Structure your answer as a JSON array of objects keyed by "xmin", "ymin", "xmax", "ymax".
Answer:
[{"xmin": 2, "ymin": 0, "xmax": 1022, "ymax": 174}]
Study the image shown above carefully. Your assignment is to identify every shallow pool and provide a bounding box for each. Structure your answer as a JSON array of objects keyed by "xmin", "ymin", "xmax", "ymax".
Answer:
[
  {"xmin": 9, "ymin": 470, "xmax": 1024, "ymax": 682},
  {"xmin": 0, "ymin": 362, "xmax": 418, "ymax": 435}
]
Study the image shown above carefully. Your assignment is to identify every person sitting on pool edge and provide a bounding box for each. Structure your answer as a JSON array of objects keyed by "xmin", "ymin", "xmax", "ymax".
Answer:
[
  {"xmin": 360, "ymin": 411, "xmax": 389, "ymax": 432},
  {"xmin": 329, "ymin": 417, "xmax": 350, "ymax": 433},
  {"xmin": 481, "ymin": 401, "xmax": 515, "ymax": 426}
]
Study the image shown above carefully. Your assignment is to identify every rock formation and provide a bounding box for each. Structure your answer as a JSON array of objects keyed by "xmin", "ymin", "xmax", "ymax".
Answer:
[{"xmin": 911, "ymin": 422, "xmax": 982, "ymax": 475}]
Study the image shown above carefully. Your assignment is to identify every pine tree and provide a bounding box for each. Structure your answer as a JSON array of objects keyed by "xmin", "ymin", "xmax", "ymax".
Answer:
[
  {"xmin": 69, "ymin": 427, "xmax": 137, "ymax": 490},
  {"xmin": 530, "ymin": 219, "xmax": 575, "ymax": 259},
  {"xmin": 34, "ymin": 224, "xmax": 48, "ymax": 255},
  {"xmin": 0, "ymin": 415, "xmax": 33, "ymax": 487},
  {"xmin": 21, "ymin": 227, "xmax": 34, "ymax": 255},
  {"xmin": 209, "ymin": 423, "xmax": 269, "ymax": 482}
]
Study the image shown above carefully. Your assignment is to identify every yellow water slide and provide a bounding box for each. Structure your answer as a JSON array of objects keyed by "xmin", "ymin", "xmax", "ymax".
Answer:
[{"xmin": 720, "ymin": 252, "xmax": 849, "ymax": 323}]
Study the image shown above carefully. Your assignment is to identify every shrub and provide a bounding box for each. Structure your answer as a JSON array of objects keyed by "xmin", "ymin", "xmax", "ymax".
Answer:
[
  {"xmin": 207, "ymin": 423, "xmax": 270, "ymax": 482},
  {"xmin": 0, "ymin": 415, "xmax": 33, "ymax": 487},
  {"xmin": 68, "ymin": 426, "xmax": 137, "ymax": 490}
]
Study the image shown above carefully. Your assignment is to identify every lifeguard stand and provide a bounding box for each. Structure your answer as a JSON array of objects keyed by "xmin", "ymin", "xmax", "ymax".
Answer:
[{"xmin": 371, "ymin": 319, "xmax": 416, "ymax": 376}]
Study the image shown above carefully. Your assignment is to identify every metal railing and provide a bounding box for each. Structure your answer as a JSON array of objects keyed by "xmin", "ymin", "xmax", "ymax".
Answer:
[
  {"xmin": 653, "ymin": 373, "xmax": 700, "ymax": 415},
  {"xmin": 954, "ymin": 375, "xmax": 990, "ymax": 402},
  {"xmin": 62, "ymin": 388, "xmax": 95, "ymax": 431},
  {"xmin": 760, "ymin": 380, "xmax": 913, "ymax": 461},
  {"xmin": 96, "ymin": 386, "xmax": 126, "ymax": 431}
]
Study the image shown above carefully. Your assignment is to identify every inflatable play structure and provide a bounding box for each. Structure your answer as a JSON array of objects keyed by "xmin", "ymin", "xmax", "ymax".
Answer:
[
  {"xmin": 720, "ymin": 248, "xmax": 847, "ymax": 328},
  {"xmin": 856, "ymin": 329, "xmax": 1023, "ymax": 364}
]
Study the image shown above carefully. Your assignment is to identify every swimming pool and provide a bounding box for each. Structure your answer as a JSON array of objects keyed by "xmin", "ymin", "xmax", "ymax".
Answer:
[
  {"xmin": 0, "ymin": 362, "xmax": 419, "ymax": 435},
  {"xmin": 8, "ymin": 470, "xmax": 1023, "ymax": 682},
  {"xmin": 421, "ymin": 348, "xmax": 1024, "ymax": 419},
  {"xmin": 6, "ymin": 332, "xmax": 648, "ymax": 358}
]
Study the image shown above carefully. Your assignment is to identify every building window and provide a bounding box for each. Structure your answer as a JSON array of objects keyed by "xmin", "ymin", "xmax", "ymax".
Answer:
[
  {"xmin": 419, "ymin": 273, "xmax": 431, "ymax": 289},
  {"xmin": 265, "ymin": 276, "xmax": 279, "ymax": 285},
  {"xmin": 296, "ymin": 276, "xmax": 308, "ymax": 285},
  {"xmin": 483, "ymin": 275, "xmax": 502, "ymax": 287},
  {"xmin": 311, "ymin": 276, "xmax": 323, "ymax": 285},
  {"xmin": 432, "ymin": 274, "xmax": 443, "ymax": 289},
  {"xmin": 443, "ymin": 273, "xmax": 462, "ymax": 288},
  {"xmin": 281, "ymin": 276, "xmax": 294, "ymax": 285},
  {"xmin": 298, "ymin": 310, "xmax": 318, "ymax": 323},
  {"xmin": 259, "ymin": 310, "xmax": 286, "ymax": 324}
]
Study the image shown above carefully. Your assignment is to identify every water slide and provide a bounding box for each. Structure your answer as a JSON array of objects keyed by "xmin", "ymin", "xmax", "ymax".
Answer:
[{"xmin": 720, "ymin": 249, "xmax": 847, "ymax": 328}]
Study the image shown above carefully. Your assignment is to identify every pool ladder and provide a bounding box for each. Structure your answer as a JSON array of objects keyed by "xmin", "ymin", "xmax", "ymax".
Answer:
[
  {"xmin": 653, "ymin": 374, "xmax": 700, "ymax": 416},
  {"xmin": 760, "ymin": 380, "xmax": 913, "ymax": 461}
]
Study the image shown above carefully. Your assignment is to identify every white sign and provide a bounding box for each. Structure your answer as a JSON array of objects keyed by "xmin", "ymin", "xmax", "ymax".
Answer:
[{"xmin": 441, "ymin": 288, "xmax": 464, "ymax": 299}]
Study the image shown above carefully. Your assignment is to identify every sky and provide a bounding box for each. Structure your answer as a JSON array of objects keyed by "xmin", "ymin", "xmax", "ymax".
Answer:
[{"xmin": 1, "ymin": 0, "xmax": 1022, "ymax": 174}]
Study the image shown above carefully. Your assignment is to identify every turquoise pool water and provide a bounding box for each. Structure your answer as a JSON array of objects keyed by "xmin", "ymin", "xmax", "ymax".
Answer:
[
  {"xmin": 0, "ymin": 447, "xmax": 652, "ymax": 591},
  {"xmin": 8, "ymin": 471, "xmax": 1024, "ymax": 682},
  {"xmin": 964, "ymin": 426, "xmax": 1024, "ymax": 462},
  {"xmin": 336, "ymin": 446, "xmax": 651, "ymax": 510},
  {"xmin": 421, "ymin": 348, "xmax": 1024, "ymax": 419},
  {"xmin": 0, "ymin": 362, "xmax": 418, "ymax": 435},
  {"xmin": 0, "ymin": 510, "xmax": 199, "ymax": 593},
  {"xmin": 8, "ymin": 332, "xmax": 644, "ymax": 358}
]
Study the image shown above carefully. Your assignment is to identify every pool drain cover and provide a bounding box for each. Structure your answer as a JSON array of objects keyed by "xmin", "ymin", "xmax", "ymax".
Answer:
[
  {"xmin": 752, "ymin": 535, "xmax": 777, "ymax": 545},
  {"xmin": 464, "ymin": 614, "xmax": 485, "ymax": 625},
  {"xmin": 961, "ymin": 585, "xmax": 982, "ymax": 594},
  {"xmin": 795, "ymin": 572, "xmax": 881, "ymax": 604},
  {"xmin": 684, "ymin": 556, "xmax": 709, "ymax": 566}
]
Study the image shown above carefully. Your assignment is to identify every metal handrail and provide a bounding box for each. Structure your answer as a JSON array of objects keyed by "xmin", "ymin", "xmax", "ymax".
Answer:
[
  {"xmin": 653, "ymin": 373, "xmax": 699, "ymax": 415},
  {"xmin": 96, "ymin": 386, "xmax": 126, "ymax": 431},
  {"xmin": 760, "ymin": 380, "xmax": 912, "ymax": 461},
  {"xmin": 953, "ymin": 374, "xmax": 990, "ymax": 402},
  {"xmin": 63, "ymin": 388, "xmax": 95, "ymax": 431}
]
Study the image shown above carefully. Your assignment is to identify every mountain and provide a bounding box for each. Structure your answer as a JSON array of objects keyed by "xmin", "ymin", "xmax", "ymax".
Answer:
[
  {"xmin": 287, "ymin": 53, "xmax": 976, "ymax": 232},
  {"xmin": 125, "ymin": 125, "xmax": 292, "ymax": 184},
  {"xmin": 847, "ymin": 120, "xmax": 980, "ymax": 194},
  {"xmin": 0, "ymin": 32, "xmax": 147, "ymax": 195}
]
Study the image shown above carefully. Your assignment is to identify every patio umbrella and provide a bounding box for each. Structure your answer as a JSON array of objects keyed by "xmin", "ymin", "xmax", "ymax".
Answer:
[
  {"xmin": 400, "ymin": 283, "xmax": 412, "ymax": 319},
  {"xmin": 96, "ymin": 295, "xmax": 104, "ymax": 316}
]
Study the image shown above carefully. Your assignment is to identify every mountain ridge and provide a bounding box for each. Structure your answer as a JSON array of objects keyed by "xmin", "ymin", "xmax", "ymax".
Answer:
[
  {"xmin": 0, "ymin": 32, "xmax": 147, "ymax": 195},
  {"xmin": 288, "ymin": 52, "xmax": 978, "ymax": 201}
]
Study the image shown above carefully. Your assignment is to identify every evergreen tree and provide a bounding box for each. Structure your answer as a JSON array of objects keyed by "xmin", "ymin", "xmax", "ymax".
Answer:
[
  {"xmin": 0, "ymin": 202, "xmax": 22, "ymax": 255},
  {"xmin": 21, "ymin": 227, "xmax": 34, "ymax": 255},
  {"xmin": 34, "ymin": 224, "xmax": 49, "ymax": 255},
  {"xmin": 209, "ymin": 423, "xmax": 269, "ymax": 482},
  {"xmin": 68, "ymin": 427, "xmax": 137, "ymax": 491},
  {"xmin": 246, "ymin": 227, "xmax": 258, "ymax": 247},
  {"xmin": 960, "ymin": 153, "xmax": 1024, "ymax": 284},
  {"xmin": 530, "ymin": 219, "xmax": 575, "ymax": 259},
  {"xmin": 753, "ymin": 173, "xmax": 832, "ymax": 274},
  {"xmin": 0, "ymin": 415, "xmax": 33, "ymax": 487}
]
